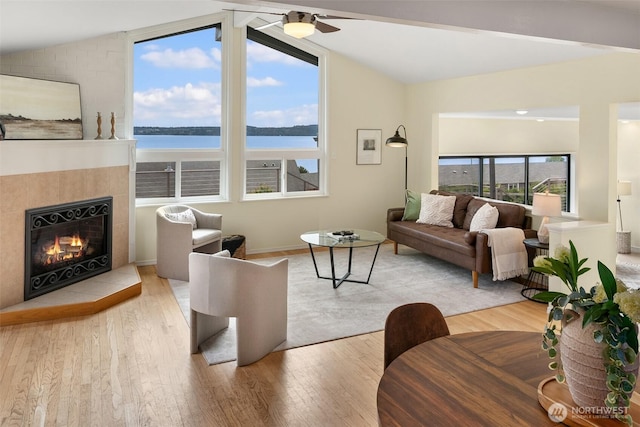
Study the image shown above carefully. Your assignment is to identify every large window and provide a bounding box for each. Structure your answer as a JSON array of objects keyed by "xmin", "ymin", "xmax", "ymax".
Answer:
[
  {"xmin": 133, "ymin": 23, "xmax": 225, "ymax": 202},
  {"xmin": 132, "ymin": 19, "xmax": 325, "ymax": 202},
  {"xmin": 439, "ymin": 155, "xmax": 571, "ymax": 211},
  {"xmin": 244, "ymin": 27, "xmax": 324, "ymax": 198}
]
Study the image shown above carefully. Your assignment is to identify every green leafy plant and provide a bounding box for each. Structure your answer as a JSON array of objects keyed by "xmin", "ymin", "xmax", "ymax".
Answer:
[{"xmin": 533, "ymin": 241, "xmax": 639, "ymax": 425}]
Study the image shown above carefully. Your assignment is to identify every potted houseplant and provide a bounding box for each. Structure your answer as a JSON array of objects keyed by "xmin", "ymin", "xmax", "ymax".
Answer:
[{"xmin": 533, "ymin": 241, "xmax": 640, "ymax": 425}]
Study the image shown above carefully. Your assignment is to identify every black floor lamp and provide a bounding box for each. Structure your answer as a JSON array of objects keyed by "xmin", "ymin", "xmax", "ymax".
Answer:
[{"xmin": 386, "ymin": 125, "xmax": 408, "ymax": 194}]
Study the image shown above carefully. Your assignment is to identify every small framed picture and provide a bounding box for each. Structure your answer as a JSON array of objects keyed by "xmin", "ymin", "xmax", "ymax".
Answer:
[{"xmin": 356, "ymin": 129, "xmax": 382, "ymax": 165}]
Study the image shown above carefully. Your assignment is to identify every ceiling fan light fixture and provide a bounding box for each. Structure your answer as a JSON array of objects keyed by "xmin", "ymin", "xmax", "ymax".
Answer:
[
  {"xmin": 282, "ymin": 11, "xmax": 316, "ymax": 38},
  {"xmin": 283, "ymin": 21, "xmax": 315, "ymax": 38}
]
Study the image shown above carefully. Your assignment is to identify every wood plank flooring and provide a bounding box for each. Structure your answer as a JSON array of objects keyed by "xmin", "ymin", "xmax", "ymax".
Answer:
[{"xmin": 0, "ymin": 256, "xmax": 548, "ymax": 426}]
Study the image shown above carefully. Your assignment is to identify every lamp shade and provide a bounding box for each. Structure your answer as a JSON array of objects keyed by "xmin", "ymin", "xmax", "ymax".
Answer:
[
  {"xmin": 386, "ymin": 125, "xmax": 408, "ymax": 147},
  {"xmin": 618, "ymin": 180, "xmax": 632, "ymax": 197},
  {"xmin": 283, "ymin": 22, "xmax": 315, "ymax": 38},
  {"xmin": 532, "ymin": 192, "xmax": 562, "ymax": 217}
]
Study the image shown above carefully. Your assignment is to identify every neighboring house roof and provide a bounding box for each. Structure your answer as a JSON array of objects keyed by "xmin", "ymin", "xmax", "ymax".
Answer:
[{"xmin": 438, "ymin": 161, "xmax": 567, "ymax": 187}]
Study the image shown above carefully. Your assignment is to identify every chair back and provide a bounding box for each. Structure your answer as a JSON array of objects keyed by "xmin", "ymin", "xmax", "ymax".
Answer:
[{"xmin": 384, "ymin": 302, "xmax": 450, "ymax": 370}]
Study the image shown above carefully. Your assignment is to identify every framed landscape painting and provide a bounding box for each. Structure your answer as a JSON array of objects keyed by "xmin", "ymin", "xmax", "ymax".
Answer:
[{"xmin": 0, "ymin": 74, "xmax": 83, "ymax": 140}]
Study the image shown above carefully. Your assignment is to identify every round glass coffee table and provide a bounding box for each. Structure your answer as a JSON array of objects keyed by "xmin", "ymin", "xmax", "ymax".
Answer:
[{"xmin": 300, "ymin": 229, "xmax": 386, "ymax": 288}]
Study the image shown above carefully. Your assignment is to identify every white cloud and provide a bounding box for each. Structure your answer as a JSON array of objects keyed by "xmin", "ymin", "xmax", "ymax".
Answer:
[
  {"xmin": 134, "ymin": 82, "xmax": 222, "ymax": 126},
  {"xmin": 250, "ymin": 104, "xmax": 318, "ymax": 127},
  {"xmin": 140, "ymin": 47, "xmax": 219, "ymax": 69},
  {"xmin": 247, "ymin": 76, "xmax": 283, "ymax": 87}
]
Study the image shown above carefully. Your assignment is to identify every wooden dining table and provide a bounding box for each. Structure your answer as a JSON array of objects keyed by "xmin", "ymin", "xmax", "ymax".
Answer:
[{"xmin": 377, "ymin": 330, "xmax": 556, "ymax": 426}]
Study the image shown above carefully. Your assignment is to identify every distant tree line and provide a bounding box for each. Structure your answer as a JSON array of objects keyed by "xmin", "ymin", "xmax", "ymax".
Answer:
[{"xmin": 134, "ymin": 124, "xmax": 318, "ymax": 136}]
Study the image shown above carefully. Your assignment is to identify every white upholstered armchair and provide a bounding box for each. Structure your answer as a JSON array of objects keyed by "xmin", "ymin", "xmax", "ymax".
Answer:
[
  {"xmin": 156, "ymin": 205, "xmax": 222, "ymax": 281},
  {"xmin": 189, "ymin": 250, "xmax": 288, "ymax": 366}
]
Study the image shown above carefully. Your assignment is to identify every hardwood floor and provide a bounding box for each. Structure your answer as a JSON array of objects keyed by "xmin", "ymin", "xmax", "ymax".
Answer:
[{"xmin": 0, "ymin": 259, "xmax": 548, "ymax": 426}]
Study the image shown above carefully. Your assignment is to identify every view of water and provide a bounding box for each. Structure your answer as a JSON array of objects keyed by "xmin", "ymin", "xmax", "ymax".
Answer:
[
  {"xmin": 134, "ymin": 134, "xmax": 318, "ymax": 150},
  {"xmin": 135, "ymin": 134, "xmax": 320, "ymax": 172}
]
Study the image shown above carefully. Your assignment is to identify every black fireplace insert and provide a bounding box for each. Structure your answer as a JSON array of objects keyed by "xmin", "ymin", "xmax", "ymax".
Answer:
[{"xmin": 24, "ymin": 197, "xmax": 112, "ymax": 300}]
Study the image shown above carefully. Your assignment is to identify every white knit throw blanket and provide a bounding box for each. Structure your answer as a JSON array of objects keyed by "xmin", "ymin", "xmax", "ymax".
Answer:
[{"xmin": 482, "ymin": 228, "xmax": 530, "ymax": 281}]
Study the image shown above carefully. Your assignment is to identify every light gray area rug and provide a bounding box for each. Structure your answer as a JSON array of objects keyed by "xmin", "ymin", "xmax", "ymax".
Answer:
[{"xmin": 169, "ymin": 244, "xmax": 527, "ymax": 365}]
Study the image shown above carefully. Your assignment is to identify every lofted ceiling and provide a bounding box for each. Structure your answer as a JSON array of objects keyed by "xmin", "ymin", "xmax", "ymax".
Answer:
[{"xmin": 1, "ymin": 0, "xmax": 639, "ymax": 118}]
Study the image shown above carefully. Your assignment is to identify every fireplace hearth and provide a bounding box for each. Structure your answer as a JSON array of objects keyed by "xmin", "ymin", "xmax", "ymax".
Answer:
[{"xmin": 25, "ymin": 197, "xmax": 112, "ymax": 300}]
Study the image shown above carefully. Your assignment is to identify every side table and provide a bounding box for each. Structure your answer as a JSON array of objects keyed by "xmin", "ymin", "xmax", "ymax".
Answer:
[{"xmin": 521, "ymin": 238, "xmax": 549, "ymax": 302}]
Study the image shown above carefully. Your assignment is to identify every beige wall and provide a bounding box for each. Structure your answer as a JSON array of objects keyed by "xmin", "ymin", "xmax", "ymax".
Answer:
[
  {"xmin": 438, "ymin": 117, "xmax": 579, "ymax": 156},
  {"xmin": 406, "ymin": 52, "xmax": 640, "ymax": 260}
]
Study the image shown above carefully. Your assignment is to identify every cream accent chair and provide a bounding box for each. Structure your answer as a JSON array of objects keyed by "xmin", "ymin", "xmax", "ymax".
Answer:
[
  {"xmin": 156, "ymin": 205, "xmax": 222, "ymax": 281},
  {"xmin": 189, "ymin": 250, "xmax": 288, "ymax": 366}
]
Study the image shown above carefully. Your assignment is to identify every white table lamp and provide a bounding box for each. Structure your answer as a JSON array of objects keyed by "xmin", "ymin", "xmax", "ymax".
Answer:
[{"xmin": 532, "ymin": 192, "xmax": 562, "ymax": 244}]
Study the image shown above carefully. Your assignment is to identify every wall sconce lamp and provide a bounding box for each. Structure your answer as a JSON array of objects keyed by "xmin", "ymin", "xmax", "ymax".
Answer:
[
  {"xmin": 532, "ymin": 191, "xmax": 562, "ymax": 244},
  {"xmin": 282, "ymin": 12, "xmax": 316, "ymax": 38},
  {"xmin": 386, "ymin": 125, "xmax": 408, "ymax": 192}
]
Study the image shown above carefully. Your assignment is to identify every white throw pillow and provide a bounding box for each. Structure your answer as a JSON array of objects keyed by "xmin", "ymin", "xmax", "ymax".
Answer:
[
  {"xmin": 469, "ymin": 203, "xmax": 499, "ymax": 232},
  {"xmin": 166, "ymin": 209, "xmax": 198, "ymax": 229},
  {"xmin": 416, "ymin": 194, "xmax": 456, "ymax": 227}
]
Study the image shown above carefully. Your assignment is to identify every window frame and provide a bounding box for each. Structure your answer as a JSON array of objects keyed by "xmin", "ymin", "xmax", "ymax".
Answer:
[
  {"xmin": 242, "ymin": 25, "xmax": 328, "ymax": 200},
  {"xmin": 438, "ymin": 154, "xmax": 572, "ymax": 211},
  {"xmin": 128, "ymin": 14, "xmax": 230, "ymax": 206}
]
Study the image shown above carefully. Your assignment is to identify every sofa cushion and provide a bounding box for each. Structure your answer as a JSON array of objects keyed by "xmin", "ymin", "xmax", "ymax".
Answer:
[
  {"xmin": 493, "ymin": 203, "xmax": 526, "ymax": 228},
  {"xmin": 463, "ymin": 199, "xmax": 486, "ymax": 230},
  {"xmin": 469, "ymin": 203, "xmax": 499, "ymax": 231},
  {"xmin": 388, "ymin": 220, "xmax": 476, "ymax": 257},
  {"xmin": 463, "ymin": 198, "xmax": 527, "ymax": 230},
  {"xmin": 401, "ymin": 189, "xmax": 421, "ymax": 221},
  {"xmin": 417, "ymin": 193, "xmax": 455, "ymax": 227},
  {"xmin": 431, "ymin": 190, "xmax": 473, "ymax": 228},
  {"xmin": 193, "ymin": 229, "xmax": 222, "ymax": 247},
  {"xmin": 166, "ymin": 208, "xmax": 197, "ymax": 229}
]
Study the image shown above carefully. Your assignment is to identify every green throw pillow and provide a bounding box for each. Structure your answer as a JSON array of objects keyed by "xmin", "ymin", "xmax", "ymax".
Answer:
[{"xmin": 402, "ymin": 189, "xmax": 421, "ymax": 221}]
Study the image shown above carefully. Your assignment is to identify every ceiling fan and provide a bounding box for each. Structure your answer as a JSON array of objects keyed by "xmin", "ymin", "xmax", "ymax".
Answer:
[{"xmin": 231, "ymin": 10, "xmax": 350, "ymax": 38}]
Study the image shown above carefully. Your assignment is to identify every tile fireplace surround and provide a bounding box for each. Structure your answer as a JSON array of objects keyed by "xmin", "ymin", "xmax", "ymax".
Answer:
[{"xmin": 0, "ymin": 139, "xmax": 135, "ymax": 310}]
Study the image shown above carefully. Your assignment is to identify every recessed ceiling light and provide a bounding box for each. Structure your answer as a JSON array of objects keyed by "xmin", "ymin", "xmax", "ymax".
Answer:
[{"xmin": 515, "ymin": 110, "xmax": 528, "ymax": 115}]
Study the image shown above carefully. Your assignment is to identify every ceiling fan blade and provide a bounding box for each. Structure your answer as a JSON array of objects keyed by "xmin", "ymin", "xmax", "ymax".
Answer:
[
  {"xmin": 315, "ymin": 21, "xmax": 341, "ymax": 33},
  {"xmin": 254, "ymin": 20, "xmax": 281, "ymax": 30},
  {"xmin": 317, "ymin": 15, "xmax": 355, "ymax": 20}
]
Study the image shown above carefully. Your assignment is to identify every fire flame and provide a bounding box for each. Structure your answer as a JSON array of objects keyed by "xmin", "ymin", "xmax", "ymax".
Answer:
[{"xmin": 43, "ymin": 234, "xmax": 86, "ymax": 265}]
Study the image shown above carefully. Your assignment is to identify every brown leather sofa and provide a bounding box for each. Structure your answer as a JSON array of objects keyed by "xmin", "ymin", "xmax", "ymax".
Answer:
[{"xmin": 387, "ymin": 191, "xmax": 536, "ymax": 287}]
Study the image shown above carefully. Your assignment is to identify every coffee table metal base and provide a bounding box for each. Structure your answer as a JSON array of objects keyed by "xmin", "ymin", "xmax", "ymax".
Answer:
[{"xmin": 307, "ymin": 243, "xmax": 381, "ymax": 289}]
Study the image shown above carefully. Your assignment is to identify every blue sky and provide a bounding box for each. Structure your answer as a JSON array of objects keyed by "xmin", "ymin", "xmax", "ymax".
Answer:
[{"xmin": 133, "ymin": 26, "xmax": 318, "ymax": 128}]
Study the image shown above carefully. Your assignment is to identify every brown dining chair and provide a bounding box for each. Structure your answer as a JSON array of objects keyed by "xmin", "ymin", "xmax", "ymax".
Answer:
[{"xmin": 383, "ymin": 303, "xmax": 450, "ymax": 370}]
